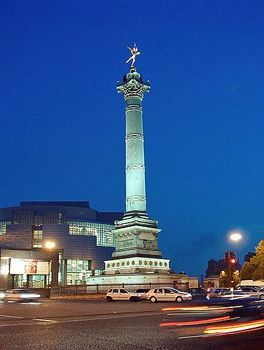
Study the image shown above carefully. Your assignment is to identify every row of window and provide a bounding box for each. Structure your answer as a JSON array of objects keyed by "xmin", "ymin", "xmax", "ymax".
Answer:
[
  {"xmin": 30, "ymin": 221, "xmax": 116, "ymax": 248},
  {"xmin": 66, "ymin": 221, "xmax": 115, "ymax": 247},
  {"xmin": 0, "ymin": 221, "xmax": 11, "ymax": 235}
]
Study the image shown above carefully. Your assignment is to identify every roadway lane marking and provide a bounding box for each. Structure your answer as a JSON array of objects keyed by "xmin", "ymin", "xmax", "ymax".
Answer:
[
  {"xmin": 178, "ymin": 334, "xmax": 209, "ymax": 339},
  {"xmin": 0, "ymin": 314, "xmax": 24, "ymax": 319},
  {"xmin": 0, "ymin": 312, "xmax": 162, "ymax": 328},
  {"xmin": 34, "ymin": 318, "xmax": 58, "ymax": 323},
  {"xmin": 0, "ymin": 322, "xmax": 47, "ymax": 328},
  {"xmin": 52, "ymin": 311, "xmax": 161, "ymax": 324}
]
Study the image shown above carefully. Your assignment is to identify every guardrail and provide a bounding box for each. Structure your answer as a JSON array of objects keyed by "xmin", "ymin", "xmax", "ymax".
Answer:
[{"xmin": 50, "ymin": 282, "xmax": 189, "ymax": 296}]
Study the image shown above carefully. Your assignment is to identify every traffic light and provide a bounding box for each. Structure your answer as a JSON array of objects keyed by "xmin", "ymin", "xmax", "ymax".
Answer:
[
  {"xmin": 225, "ymin": 251, "xmax": 236, "ymax": 264},
  {"xmin": 229, "ymin": 251, "xmax": 236, "ymax": 265}
]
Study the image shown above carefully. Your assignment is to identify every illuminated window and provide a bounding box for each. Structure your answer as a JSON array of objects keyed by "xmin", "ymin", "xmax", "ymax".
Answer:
[
  {"xmin": 67, "ymin": 259, "xmax": 92, "ymax": 285},
  {"xmin": 0, "ymin": 221, "xmax": 11, "ymax": 235},
  {"xmin": 32, "ymin": 229, "xmax": 43, "ymax": 248},
  {"xmin": 66, "ymin": 221, "xmax": 115, "ymax": 247}
]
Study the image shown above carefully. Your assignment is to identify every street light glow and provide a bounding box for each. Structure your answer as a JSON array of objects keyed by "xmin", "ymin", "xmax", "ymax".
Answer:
[
  {"xmin": 229, "ymin": 231, "xmax": 242, "ymax": 243},
  {"xmin": 44, "ymin": 241, "xmax": 56, "ymax": 249}
]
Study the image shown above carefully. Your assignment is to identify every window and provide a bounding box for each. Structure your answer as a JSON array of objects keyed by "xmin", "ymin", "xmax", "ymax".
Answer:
[
  {"xmin": 164, "ymin": 289, "xmax": 173, "ymax": 294},
  {"xmin": 66, "ymin": 259, "xmax": 92, "ymax": 285},
  {"xmin": 67, "ymin": 259, "xmax": 91, "ymax": 272},
  {"xmin": 32, "ymin": 229, "xmax": 43, "ymax": 248},
  {"xmin": 0, "ymin": 221, "xmax": 11, "ymax": 235},
  {"xmin": 66, "ymin": 220, "xmax": 115, "ymax": 247}
]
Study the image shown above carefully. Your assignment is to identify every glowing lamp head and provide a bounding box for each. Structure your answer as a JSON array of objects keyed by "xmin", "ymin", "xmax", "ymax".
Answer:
[
  {"xmin": 229, "ymin": 231, "xmax": 242, "ymax": 243},
  {"xmin": 44, "ymin": 241, "xmax": 56, "ymax": 250},
  {"xmin": 230, "ymin": 258, "xmax": 236, "ymax": 264}
]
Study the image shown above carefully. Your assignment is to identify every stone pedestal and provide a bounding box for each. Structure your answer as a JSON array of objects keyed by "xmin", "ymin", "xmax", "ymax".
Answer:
[
  {"xmin": 112, "ymin": 212, "xmax": 162, "ymax": 260},
  {"xmin": 104, "ymin": 256, "xmax": 170, "ymax": 275}
]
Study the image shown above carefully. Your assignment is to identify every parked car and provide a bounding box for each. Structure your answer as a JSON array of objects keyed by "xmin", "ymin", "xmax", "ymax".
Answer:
[
  {"xmin": 4, "ymin": 289, "xmax": 41, "ymax": 302},
  {"xmin": 235, "ymin": 286, "xmax": 264, "ymax": 299},
  {"xmin": 188, "ymin": 288, "xmax": 207, "ymax": 299},
  {"xmin": 146, "ymin": 287, "xmax": 192, "ymax": 303},
  {"xmin": 106, "ymin": 288, "xmax": 141, "ymax": 302},
  {"xmin": 206, "ymin": 288, "xmax": 230, "ymax": 299},
  {"xmin": 218, "ymin": 290, "xmax": 248, "ymax": 299},
  {"xmin": 0, "ymin": 290, "xmax": 5, "ymax": 300},
  {"xmin": 136, "ymin": 289, "xmax": 150, "ymax": 300}
]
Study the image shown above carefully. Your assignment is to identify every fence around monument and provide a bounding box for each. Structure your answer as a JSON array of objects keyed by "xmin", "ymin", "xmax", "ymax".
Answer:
[{"xmin": 50, "ymin": 281, "xmax": 189, "ymax": 296}]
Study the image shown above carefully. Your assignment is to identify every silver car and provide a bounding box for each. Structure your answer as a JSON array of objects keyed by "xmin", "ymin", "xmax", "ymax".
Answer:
[
  {"xmin": 146, "ymin": 287, "xmax": 192, "ymax": 303},
  {"xmin": 106, "ymin": 288, "xmax": 141, "ymax": 302},
  {"xmin": 235, "ymin": 286, "xmax": 264, "ymax": 300},
  {"xmin": 4, "ymin": 289, "xmax": 41, "ymax": 302}
]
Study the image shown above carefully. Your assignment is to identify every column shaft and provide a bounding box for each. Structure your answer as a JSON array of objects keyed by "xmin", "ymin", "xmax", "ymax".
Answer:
[{"xmin": 125, "ymin": 99, "xmax": 146, "ymax": 212}]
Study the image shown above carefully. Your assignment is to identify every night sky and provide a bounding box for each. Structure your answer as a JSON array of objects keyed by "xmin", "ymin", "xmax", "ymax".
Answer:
[{"xmin": 1, "ymin": 0, "xmax": 264, "ymax": 277}]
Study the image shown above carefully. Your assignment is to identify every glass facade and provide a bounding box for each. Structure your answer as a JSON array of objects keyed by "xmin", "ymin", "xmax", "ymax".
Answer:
[
  {"xmin": 67, "ymin": 259, "xmax": 92, "ymax": 285},
  {"xmin": 0, "ymin": 221, "xmax": 11, "ymax": 235},
  {"xmin": 66, "ymin": 221, "xmax": 115, "ymax": 247},
  {"xmin": 32, "ymin": 228, "xmax": 43, "ymax": 248},
  {"xmin": 0, "ymin": 202, "xmax": 123, "ymax": 288}
]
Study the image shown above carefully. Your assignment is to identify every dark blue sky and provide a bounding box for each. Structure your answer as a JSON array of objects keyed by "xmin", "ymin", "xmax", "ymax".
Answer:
[{"xmin": 1, "ymin": 0, "xmax": 264, "ymax": 276}]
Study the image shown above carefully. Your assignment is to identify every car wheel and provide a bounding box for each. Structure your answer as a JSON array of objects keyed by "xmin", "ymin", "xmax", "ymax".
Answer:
[
  {"xmin": 176, "ymin": 296, "xmax": 183, "ymax": 303},
  {"xmin": 259, "ymin": 294, "xmax": 264, "ymax": 300},
  {"xmin": 129, "ymin": 296, "xmax": 136, "ymax": 302},
  {"xmin": 150, "ymin": 296, "xmax": 157, "ymax": 303},
  {"xmin": 106, "ymin": 296, "xmax": 114, "ymax": 302}
]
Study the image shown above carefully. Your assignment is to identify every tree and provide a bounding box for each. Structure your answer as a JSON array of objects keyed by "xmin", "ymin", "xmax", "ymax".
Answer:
[
  {"xmin": 244, "ymin": 251, "xmax": 256, "ymax": 262},
  {"xmin": 240, "ymin": 240, "xmax": 264, "ymax": 281},
  {"xmin": 219, "ymin": 266, "xmax": 240, "ymax": 288}
]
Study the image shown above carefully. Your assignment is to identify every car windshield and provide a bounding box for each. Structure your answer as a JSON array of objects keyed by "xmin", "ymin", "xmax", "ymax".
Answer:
[{"xmin": 170, "ymin": 288, "xmax": 180, "ymax": 293}]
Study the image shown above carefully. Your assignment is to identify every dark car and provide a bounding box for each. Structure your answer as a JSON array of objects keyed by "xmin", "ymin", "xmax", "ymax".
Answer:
[
  {"xmin": 188, "ymin": 288, "xmax": 207, "ymax": 299},
  {"xmin": 136, "ymin": 289, "xmax": 150, "ymax": 300}
]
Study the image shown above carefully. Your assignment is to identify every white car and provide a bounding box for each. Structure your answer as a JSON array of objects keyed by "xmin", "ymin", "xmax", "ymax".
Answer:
[
  {"xmin": 4, "ymin": 289, "xmax": 41, "ymax": 302},
  {"xmin": 106, "ymin": 288, "xmax": 141, "ymax": 302},
  {"xmin": 235, "ymin": 286, "xmax": 264, "ymax": 300},
  {"xmin": 0, "ymin": 290, "xmax": 5, "ymax": 300},
  {"xmin": 146, "ymin": 287, "xmax": 192, "ymax": 303}
]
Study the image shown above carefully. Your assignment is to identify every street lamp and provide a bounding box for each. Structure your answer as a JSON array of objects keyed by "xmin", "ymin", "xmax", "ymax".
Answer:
[
  {"xmin": 229, "ymin": 230, "xmax": 243, "ymax": 286},
  {"xmin": 44, "ymin": 241, "xmax": 56, "ymax": 287},
  {"xmin": 45, "ymin": 241, "xmax": 56, "ymax": 250},
  {"xmin": 229, "ymin": 230, "xmax": 242, "ymax": 262},
  {"xmin": 230, "ymin": 231, "xmax": 242, "ymax": 244}
]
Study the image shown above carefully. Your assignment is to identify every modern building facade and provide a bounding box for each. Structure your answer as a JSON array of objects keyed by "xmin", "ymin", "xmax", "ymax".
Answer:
[{"xmin": 0, "ymin": 201, "xmax": 122, "ymax": 289}]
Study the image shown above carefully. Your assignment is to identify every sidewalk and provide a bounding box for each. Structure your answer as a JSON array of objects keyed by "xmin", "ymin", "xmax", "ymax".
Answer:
[{"xmin": 50, "ymin": 293, "xmax": 106, "ymax": 300}]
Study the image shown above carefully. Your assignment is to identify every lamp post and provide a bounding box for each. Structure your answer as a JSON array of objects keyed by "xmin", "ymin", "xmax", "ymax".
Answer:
[
  {"xmin": 229, "ymin": 230, "xmax": 242, "ymax": 286},
  {"xmin": 229, "ymin": 230, "xmax": 242, "ymax": 263},
  {"xmin": 44, "ymin": 241, "xmax": 56, "ymax": 287}
]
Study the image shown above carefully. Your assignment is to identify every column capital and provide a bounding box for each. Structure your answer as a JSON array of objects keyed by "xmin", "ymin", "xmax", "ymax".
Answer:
[{"xmin": 117, "ymin": 67, "xmax": 150, "ymax": 100}]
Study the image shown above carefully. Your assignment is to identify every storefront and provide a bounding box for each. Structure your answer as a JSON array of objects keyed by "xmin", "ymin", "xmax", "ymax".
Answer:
[
  {"xmin": 0, "ymin": 248, "xmax": 59, "ymax": 289},
  {"xmin": 9, "ymin": 258, "xmax": 49, "ymax": 288}
]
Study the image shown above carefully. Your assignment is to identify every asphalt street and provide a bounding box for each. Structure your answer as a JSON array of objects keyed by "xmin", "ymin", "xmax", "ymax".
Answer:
[{"xmin": 0, "ymin": 299, "xmax": 264, "ymax": 350}]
